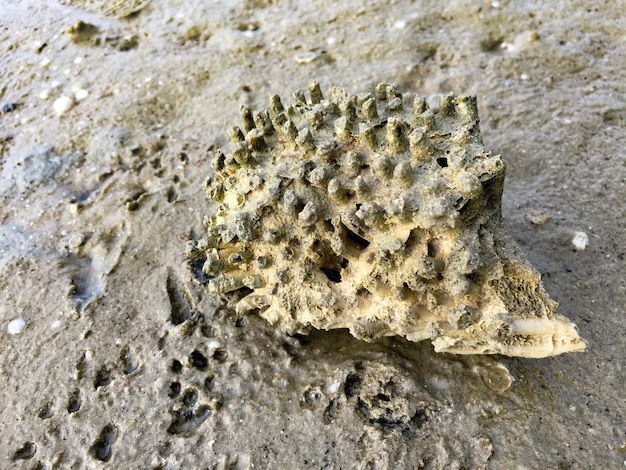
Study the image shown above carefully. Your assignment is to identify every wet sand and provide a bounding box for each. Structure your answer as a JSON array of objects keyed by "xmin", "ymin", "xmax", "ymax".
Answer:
[{"xmin": 1, "ymin": 1, "xmax": 624, "ymax": 468}]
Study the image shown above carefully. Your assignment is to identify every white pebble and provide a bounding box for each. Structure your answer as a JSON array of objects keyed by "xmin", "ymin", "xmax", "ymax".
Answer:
[
  {"xmin": 571, "ymin": 231, "xmax": 589, "ymax": 251},
  {"xmin": 207, "ymin": 340, "xmax": 222, "ymax": 352},
  {"xmin": 39, "ymin": 89, "xmax": 51, "ymax": 100},
  {"xmin": 53, "ymin": 96, "xmax": 74, "ymax": 116},
  {"xmin": 294, "ymin": 52, "xmax": 318, "ymax": 64},
  {"xmin": 51, "ymin": 320, "xmax": 62, "ymax": 329},
  {"xmin": 32, "ymin": 40, "xmax": 45, "ymax": 51},
  {"xmin": 68, "ymin": 233, "xmax": 85, "ymax": 248},
  {"xmin": 393, "ymin": 20, "xmax": 407, "ymax": 29},
  {"xmin": 8, "ymin": 318, "xmax": 26, "ymax": 335},
  {"xmin": 75, "ymin": 89, "xmax": 89, "ymax": 100}
]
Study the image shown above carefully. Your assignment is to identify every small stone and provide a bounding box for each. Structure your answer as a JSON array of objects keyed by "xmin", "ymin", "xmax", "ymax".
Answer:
[
  {"xmin": 75, "ymin": 89, "xmax": 89, "ymax": 101},
  {"xmin": 180, "ymin": 25, "xmax": 205, "ymax": 43},
  {"xmin": 8, "ymin": 318, "xmax": 26, "ymax": 335},
  {"xmin": 12, "ymin": 441, "xmax": 36, "ymax": 460},
  {"xmin": 53, "ymin": 96, "xmax": 74, "ymax": 116},
  {"xmin": 479, "ymin": 363, "xmax": 514, "ymax": 393},
  {"xmin": 295, "ymin": 52, "xmax": 318, "ymax": 64},
  {"xmin": 525, "ymin": 210, "xmax": 552, "ymax": 226},
  {"xmin": 571, "ymin": 231, "xmax": 589, "ymax": 251},
  {"xmin": 68, "ymin": 233, "xmax": 85, "ymax": 248},
  {"xmin": 66, "ymin": 20, "xmax": 99, "ymax": 43},
  {"xmin": 1, "ymin": 102, "xmax": 19, "ymax": 113},
  {"xmin": 118, "ymin": 35, "xmax": 139, "ymax": 51}
]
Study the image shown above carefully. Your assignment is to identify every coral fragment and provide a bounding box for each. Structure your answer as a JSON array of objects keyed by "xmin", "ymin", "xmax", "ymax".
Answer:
[{"xmin": 192, "ymin": 83, "xmax": 586, "ymax": 358}]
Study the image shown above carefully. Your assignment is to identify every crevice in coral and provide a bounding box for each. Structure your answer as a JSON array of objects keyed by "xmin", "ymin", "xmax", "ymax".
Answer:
[
  {"xmin": 320, "ymin": 266, "xmax": 342, "ymax": 283},
  {"xmin": 343, "ymin": 224, "xmax": 370, "ymax": 250}
]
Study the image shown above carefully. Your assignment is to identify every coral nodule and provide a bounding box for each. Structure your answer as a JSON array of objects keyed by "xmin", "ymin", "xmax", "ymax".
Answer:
[{"xmin": 187, "ymin": 82, "xmax": 586, "ymax": 358}]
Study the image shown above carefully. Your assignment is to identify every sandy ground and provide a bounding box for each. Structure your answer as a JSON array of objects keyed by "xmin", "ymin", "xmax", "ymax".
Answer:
[{"xmin": 1, "ymin": 0, "xmax": 625, "ymax": 468}]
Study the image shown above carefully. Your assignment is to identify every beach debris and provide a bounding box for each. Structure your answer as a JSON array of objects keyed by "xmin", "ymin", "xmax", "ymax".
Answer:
[
  {"xmin": 189, "ymin": 82, "xmax": 586, "ymax": 358},
  {"xmin": 53, "ymin": 96, "xmax": 74, "ymax": 116},
  {"xmin": 7, "ymin": 318, "xmax": 26, "ymax": 335},
  {"xmin": 525, "ymin": 209, "xmax": 551, "ymax": 226},
  {"xmin": 66, "ymin": 20, "xmax": 100, "ymax": 44},
  {"xmin": 477, "ymin": 363, "xmax": 514, "ymax": 392},
  {"xmin": 571, "ymin": 231, "xmax": 589, "ymax": 251}
]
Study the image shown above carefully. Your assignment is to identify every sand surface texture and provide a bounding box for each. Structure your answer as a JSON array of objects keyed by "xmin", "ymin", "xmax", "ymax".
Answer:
[{"xmin": 1, "ymin": 1, "xmax": 624, "ymax": 468}]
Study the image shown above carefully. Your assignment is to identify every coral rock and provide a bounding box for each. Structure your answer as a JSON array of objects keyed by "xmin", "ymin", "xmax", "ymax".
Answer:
[{"xmin": 189, "ymin": 82, "xmax": 586, "ymax": 358}]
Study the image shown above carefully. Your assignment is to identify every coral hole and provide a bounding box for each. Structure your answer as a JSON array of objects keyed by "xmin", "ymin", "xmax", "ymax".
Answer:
[
  {"xmin": 427, "ymin": 239, "xmax": 440, "ymax": 257},
  {"xmin": 320, "ymin": 258, "xmax": 348, "ymax": 283},
  {"xmin": 344, "ymin": 225, "xmax": 370, "ymax": 250},
  {"xmin": 320, "ymin": 266, "xmax": 342, "ymax": 283}
]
